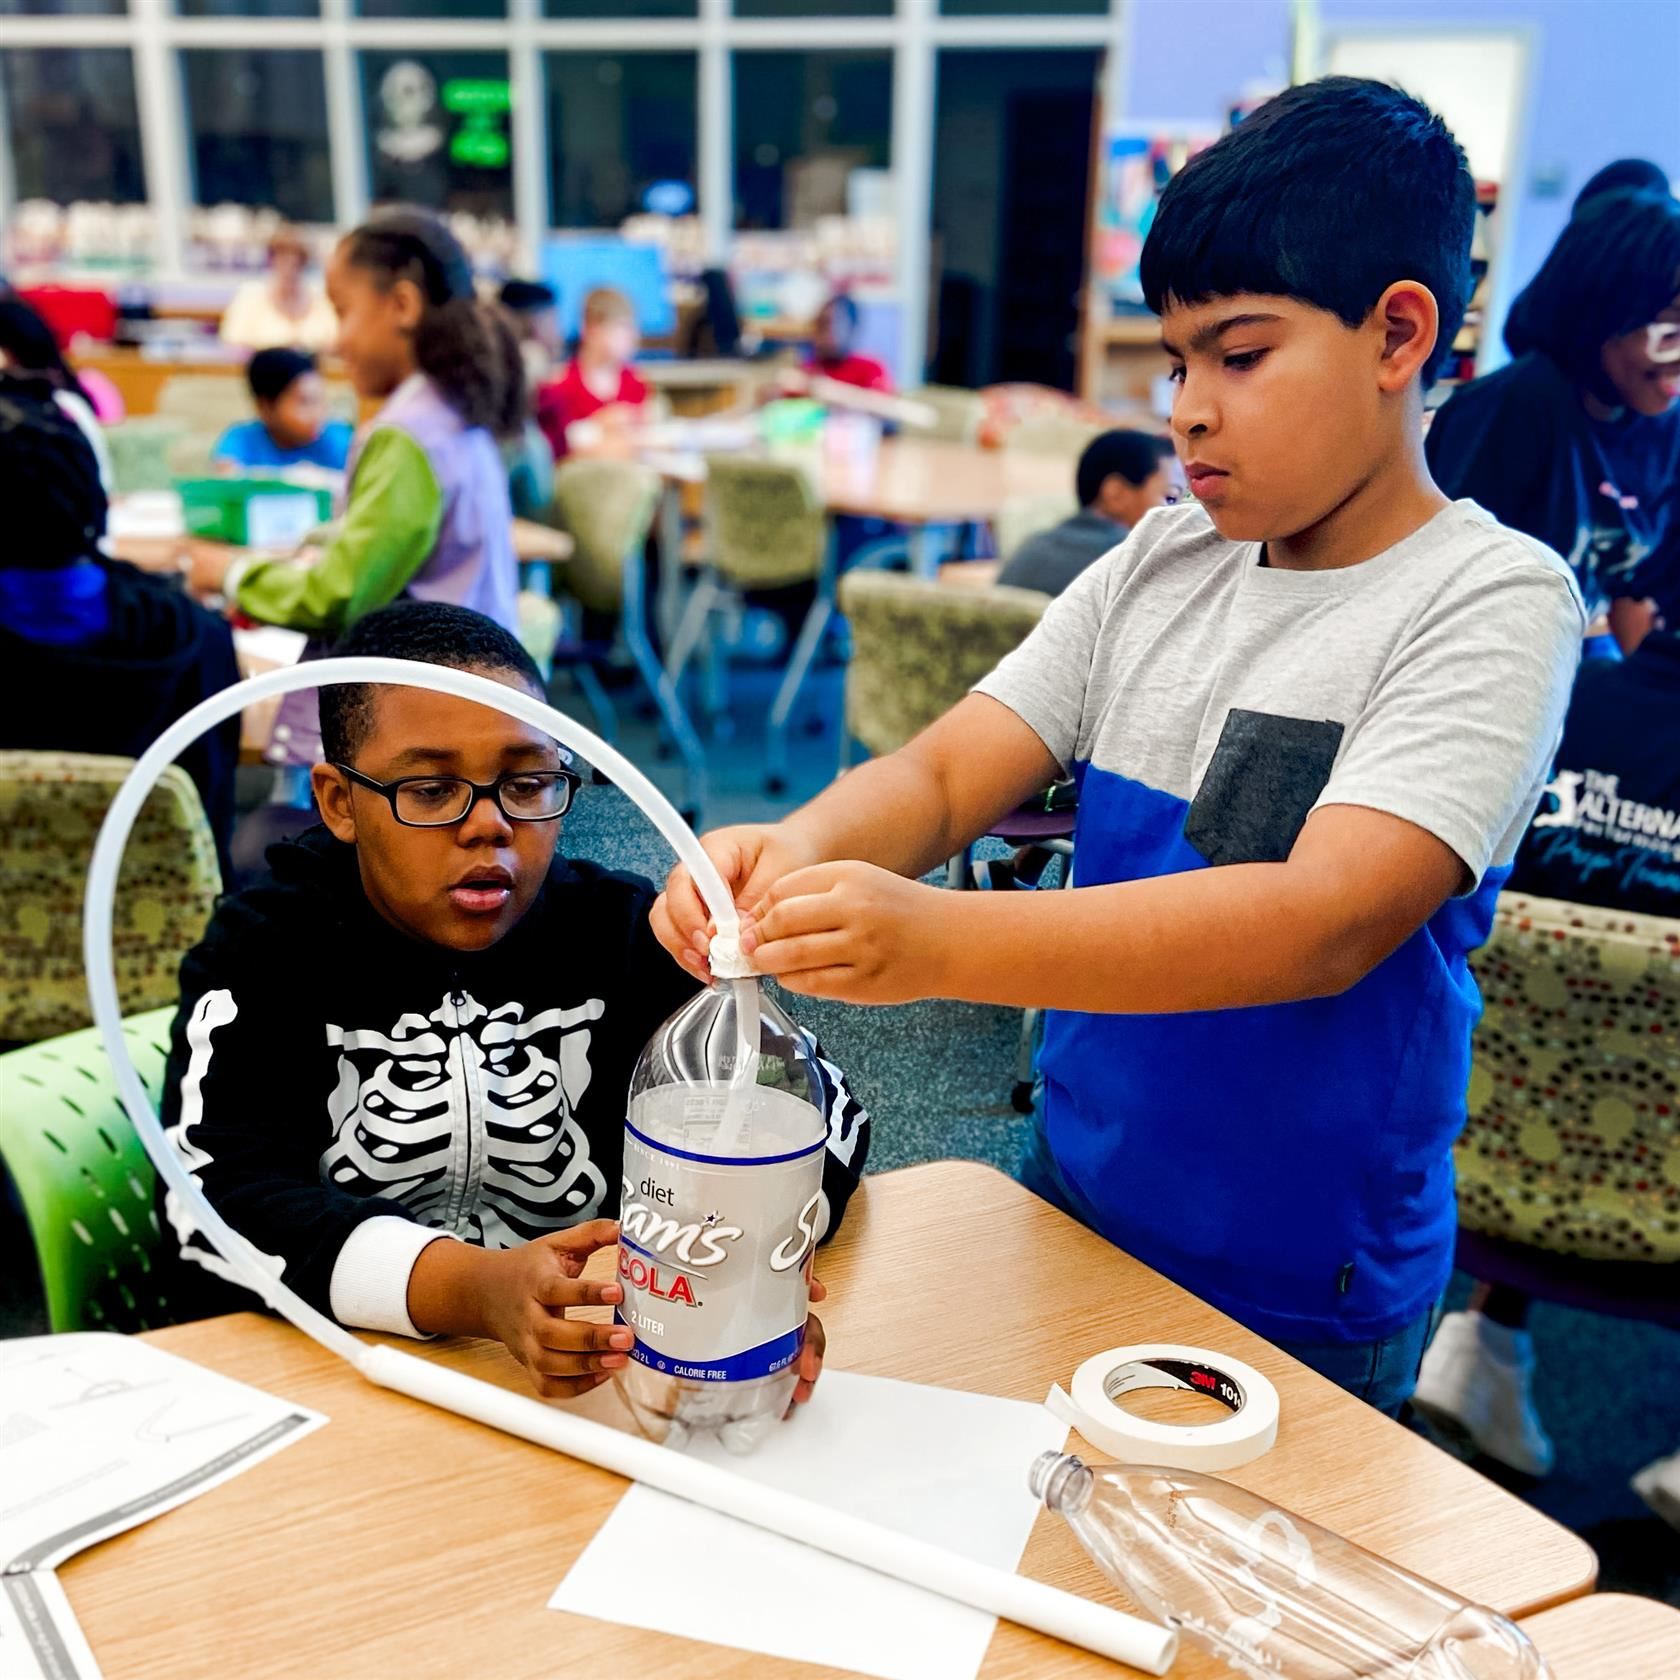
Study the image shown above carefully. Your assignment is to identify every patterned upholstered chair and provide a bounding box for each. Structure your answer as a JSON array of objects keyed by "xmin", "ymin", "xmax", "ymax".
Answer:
[
  {"xmin": 1459, "ymin": 893, "xmax": 1680, "ymax": 1324},
  {"xmin": 902, "ymin": 384, "xmax": 986, "ymax": 445},
  {"xmin": 836, "ymin": 569, "xmax": 1051, "ymax": 760},
  {"xmin": 155, "ymin": 372, "xmax": 254, "ymax": 431},
  {"xmin": 668, "ymin": 455, "xmax": 834, "ymax": 793},
  {"xmin": 1002, "ymin": 414, "xmax": 1108, "ymax": 460},
  {"xmin": 106, "ymin": 418, "xmax": 186, "ymax": 495},
  {"xmin": 548, "ymin": 456, "xmax": 707, "ymax": 819},
  {"xmin": 0, "ymin": 752, "xmax": 222, "ymax": 1045}
]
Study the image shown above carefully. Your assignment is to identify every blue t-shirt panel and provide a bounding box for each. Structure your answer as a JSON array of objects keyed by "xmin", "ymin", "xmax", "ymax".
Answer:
[
  {"xmin": 1037, "ymin": 759, "xmax": 1503, "ymax": 1344},
  {"xmin": 211, "ymin": 418, "xmax": 353, "ymax": 472}
]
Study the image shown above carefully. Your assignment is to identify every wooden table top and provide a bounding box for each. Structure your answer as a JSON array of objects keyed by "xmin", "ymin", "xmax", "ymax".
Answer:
[
  {"xmin": 60, "ymin": 1162, "xmax": 1595, "ymax": 1679},
  {"xmin": 1520, "ymin": 1593, "xmax": 1680, "ymax": 1679},
  {"xmin": 821, "ymin": 438, "xmax": 1073, "ymax": 526}
]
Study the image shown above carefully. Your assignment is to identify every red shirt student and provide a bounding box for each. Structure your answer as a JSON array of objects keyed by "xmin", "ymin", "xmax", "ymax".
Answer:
[
  {"xmin": 535, "ymin": 286, "xmax": 648, "ymax": 459},
  {"xmin": 806, "ymin": 293, "xmax": 893, "ymax": 394}
]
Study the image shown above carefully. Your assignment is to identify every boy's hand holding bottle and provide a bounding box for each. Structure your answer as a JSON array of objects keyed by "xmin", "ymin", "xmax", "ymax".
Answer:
[{"xmin": 408, "ymin": 1219, "xmax": 633, "ymax": 1400}]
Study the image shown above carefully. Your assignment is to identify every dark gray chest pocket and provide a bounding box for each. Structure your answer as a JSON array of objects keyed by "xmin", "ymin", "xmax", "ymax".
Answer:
[{"xmin": 1184, "ymin": 708, "xmax": 1346, "ymax": 867}]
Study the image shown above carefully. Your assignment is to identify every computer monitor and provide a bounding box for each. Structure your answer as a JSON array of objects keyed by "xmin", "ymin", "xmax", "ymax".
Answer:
[{"xmin": 540, "ymin": 239, "xmax": 673, "ymax": 344}]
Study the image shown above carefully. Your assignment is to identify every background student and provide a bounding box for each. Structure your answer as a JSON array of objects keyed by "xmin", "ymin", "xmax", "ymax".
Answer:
[
  {"xmin": 1414, "ymin": 604, "xmax": 1680, "ymax": 1520},
  {"xmin": 0, "ymin": 295, "xmax": 114, "ymax": 489},
  {"xmin": 212, "ymin": 348, "xmax": 353, "ymax": 473},
  {"xmin": 805, "ymin": 293, "xmax": 893, "ymax": 394},
  {"xmin": 0, "ymin": 383, "xmax": 240, "ymax": 869},
  {"xmin": 219, "ymin": 226, "xmax": 339, "ymax": 353},
  {"xmin": 654, "ymin": 77, "xmax": 1584, "ymax": 1418},
  {"xmin": 535, "ymin": 285, "xmax": 648, "ymax": 460},
  {"xmin": 998, "ymin": 429, "xmax": 1182, "ymax": 597},
  {"xmin": 190, "ymin": 208, "xmax": 522, "ymax": 643},
  {"xmin": 1426, "ymin": 174, "xmax": 1680, "ymax": 649}
]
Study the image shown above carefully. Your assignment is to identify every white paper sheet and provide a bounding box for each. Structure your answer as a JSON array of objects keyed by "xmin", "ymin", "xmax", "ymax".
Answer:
[
  {"xmin": 549, "ymin": 1371, "xmax": 1068, "ymax": 1680},
  {"xmin": 0, "ymin": 1571, "xmax": 103, "ymax": 1680},
  {"xmin": 0, "ymin": 1333, "xmax": 327, "ymax": 1573}
]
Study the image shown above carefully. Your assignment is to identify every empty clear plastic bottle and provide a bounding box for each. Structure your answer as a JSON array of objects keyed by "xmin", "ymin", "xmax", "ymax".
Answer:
[
  {"xmin": 1030, "ymin": 1453, "xmax": 1551, "ymax": 1680},
  {"xmin": 613, "ymin": 979, "xmax": 828, "ymax": 1455}
]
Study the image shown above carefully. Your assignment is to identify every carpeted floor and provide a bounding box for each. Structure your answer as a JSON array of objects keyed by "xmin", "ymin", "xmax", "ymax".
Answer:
[{"xmin": 4, "ymin": 655, "xmax": 1676, "ymax": 1607}]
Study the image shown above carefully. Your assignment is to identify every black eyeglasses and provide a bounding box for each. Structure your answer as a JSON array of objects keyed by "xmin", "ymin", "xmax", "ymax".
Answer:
[{"xmin": 334, "ymin": 763, "xmax": 581, "ymax": 828}]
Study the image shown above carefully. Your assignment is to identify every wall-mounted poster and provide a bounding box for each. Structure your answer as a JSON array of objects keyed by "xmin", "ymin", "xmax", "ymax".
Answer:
[{"xmin": 1091, "ymin": 128, "xmax": 1218, "ymax": 312}]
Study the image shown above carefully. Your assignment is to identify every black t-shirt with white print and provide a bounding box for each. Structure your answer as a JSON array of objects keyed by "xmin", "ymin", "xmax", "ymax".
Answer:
[
  {"xmin": 158, "ymin": 826, "xmax": 869, "ymax": 1330},
  {"xmin": 1508, "ymin": 630, "xmax": 1680, "ymax": 917}
]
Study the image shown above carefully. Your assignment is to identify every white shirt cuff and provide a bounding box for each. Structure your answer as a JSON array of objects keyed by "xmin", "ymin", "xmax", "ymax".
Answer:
[{"xmin": 328, "ymin": 1217, "xmax": 456, "ymax": 1338}]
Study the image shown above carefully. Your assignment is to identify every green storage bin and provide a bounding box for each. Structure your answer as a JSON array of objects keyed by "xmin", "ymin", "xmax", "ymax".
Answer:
[{"xmin": 176, "ymin": 477, "xmax": 332, "ymax": 548}]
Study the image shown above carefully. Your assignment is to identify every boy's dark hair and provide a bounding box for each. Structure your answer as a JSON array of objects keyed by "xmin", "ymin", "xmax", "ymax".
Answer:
[
  {"xmin": 1140, "ymin": 77, "xmax": 1475, "ymax": 383},
  {"xmin": 246, "ymin": 347, "xmax": 316, "ymax": 407},
  {"xmin": 340, "ymin": 208, "xmax": 525, "ymax": 439},
  {"xmin": 0, "ymin": 377, "xmax": 107, "ymax": 569},
  {"xmin": 1502, "ymin": 188, "xmax": 1680, "ymax": 398},
  {"xmin": 320, "ymin": 600, "xmax": 546, "ymax": 765},
  {"xmin": 499, "ymin": 278, "xmax": 556, "ymax": 315},
  {"xmin": 1572, "ymin": 158, "xmax": 1669, "ymax": 217},
  {"xmin": 0, "ymin": 295, "xmax": 93, "ymax": 408},
  {"xmin": 1077, "ymin": 429, "xmax": 1176, "ymax": 508}
]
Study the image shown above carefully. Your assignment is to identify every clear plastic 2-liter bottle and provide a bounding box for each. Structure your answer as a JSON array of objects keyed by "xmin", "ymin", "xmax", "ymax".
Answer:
[
  {"xmin": 1032, "ymin": 1453, "xmax": 1551, "ymax": 1680},
  {"xmin": 613, "ymin": 978, "xmax": 829, "ymax": 1455}
]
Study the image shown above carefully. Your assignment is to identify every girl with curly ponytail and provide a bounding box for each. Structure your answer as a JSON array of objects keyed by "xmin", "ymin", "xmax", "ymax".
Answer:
[{"xmin": 191, "ymin": 208, "xmax": 523, "ymax": 688}]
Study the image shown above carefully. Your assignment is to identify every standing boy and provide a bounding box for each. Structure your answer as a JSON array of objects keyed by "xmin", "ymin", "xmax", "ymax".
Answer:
[
  {"xmin": 163, "ymin": 600, "xmax": 867, "ymax": 1401},
  {"xmin": 656, "ymin": 78, "xmax": 1584, "ymax": 1414}
]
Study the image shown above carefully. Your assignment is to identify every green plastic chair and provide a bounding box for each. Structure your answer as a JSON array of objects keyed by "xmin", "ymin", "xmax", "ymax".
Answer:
[{"xmin": 0, "ymin": 1008, "xmax": 175, "ymax": 1333}]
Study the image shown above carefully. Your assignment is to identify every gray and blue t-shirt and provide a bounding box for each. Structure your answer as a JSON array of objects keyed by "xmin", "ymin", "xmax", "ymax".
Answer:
[{"xmin": 977, "ymin": 498, "xmax": 1584, "ymax": 1344}]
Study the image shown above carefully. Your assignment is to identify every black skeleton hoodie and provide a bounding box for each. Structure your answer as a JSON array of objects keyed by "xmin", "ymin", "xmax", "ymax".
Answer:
[{"xmin": 159, "ymin": 826, "xmax": 870, "ymax": 1334}]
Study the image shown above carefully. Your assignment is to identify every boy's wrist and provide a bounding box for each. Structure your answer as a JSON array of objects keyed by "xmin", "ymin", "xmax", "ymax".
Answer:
[{"xmin": 406, "ymin": 1237, "xmax": 498, "ymax": 1339}]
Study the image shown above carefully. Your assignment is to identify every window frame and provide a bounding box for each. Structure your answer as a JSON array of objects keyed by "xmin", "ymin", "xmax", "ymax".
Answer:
[{"xmin": 0, "ymin": 0, "xmax": 1127, "ymax": 382}]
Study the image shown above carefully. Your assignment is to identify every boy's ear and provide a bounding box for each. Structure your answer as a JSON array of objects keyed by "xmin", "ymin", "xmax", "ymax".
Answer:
[
  {"xmin": 311, "ymin": 763, "xmax": 358, "ymax": 844},
  {"xmin": 1373, "ymin": 280, "xmax": 1439, "ymax": 392}
]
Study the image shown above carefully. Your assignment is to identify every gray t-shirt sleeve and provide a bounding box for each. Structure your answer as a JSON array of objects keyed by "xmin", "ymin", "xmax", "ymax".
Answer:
[
  {"xmin": 1311, "ymin": 560, "xmax": 1584, "ymax": 887},
  {"xmin": 973, "ymin": 542, "xmax": 1116, "ymax": 769}
]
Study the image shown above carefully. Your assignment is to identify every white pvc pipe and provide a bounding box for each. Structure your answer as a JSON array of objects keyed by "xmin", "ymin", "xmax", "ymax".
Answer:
[{"xmin": 80, "ymin": 660, "xmax": 1177, "ymax": 1676}]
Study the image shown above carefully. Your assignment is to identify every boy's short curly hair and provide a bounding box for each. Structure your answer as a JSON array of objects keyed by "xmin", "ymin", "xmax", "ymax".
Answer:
[
  {"xmin": 1140, "ymin": 77, "xmax": 1476, "ymax": 382},
  {"xmin": 319, "ymin": 600, "xmax": 546, "ymax": 765}
]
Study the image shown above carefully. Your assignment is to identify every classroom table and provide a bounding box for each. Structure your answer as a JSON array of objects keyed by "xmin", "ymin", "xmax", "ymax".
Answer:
[
  {"xmin": 58, "ymin": 1162, "xmax": 1595, "ymax": 1680},
  {"xmin": 1519, "ymin": 1592, "xmax": 1680, "ymax": 1679}
]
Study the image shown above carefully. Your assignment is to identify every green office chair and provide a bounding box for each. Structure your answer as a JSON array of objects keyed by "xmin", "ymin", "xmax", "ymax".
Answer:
[{"xmin": 0, "ymin": 1008, "xmax": 175, "ymax": 1333}]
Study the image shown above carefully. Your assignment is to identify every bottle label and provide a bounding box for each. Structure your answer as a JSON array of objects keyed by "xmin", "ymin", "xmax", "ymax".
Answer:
[{"xmin": 617, "ymin": 1085, "xmax": 825, "ymax": 1384}]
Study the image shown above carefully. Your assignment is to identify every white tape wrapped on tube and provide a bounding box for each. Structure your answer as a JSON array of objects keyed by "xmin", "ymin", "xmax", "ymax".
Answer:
[
  {"xmin": 81, "ymin": 661, "xmax": 1178, "ymax": 1677},
  {"xmin": 1048, "ymin": 1344, "xmax": 1279, "ymax": 1472}
]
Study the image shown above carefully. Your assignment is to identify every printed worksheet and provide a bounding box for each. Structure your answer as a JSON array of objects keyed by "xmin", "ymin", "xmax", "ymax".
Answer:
[{"xmin": 0, "ymin": 1332, "xmax": 327, "ymax": 1678}]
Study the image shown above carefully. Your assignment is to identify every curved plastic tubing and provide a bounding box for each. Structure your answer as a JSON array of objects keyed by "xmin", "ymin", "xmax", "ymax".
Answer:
[{"xmin": 81, "ymin": 658, "xmax": 1177, "ymax": 1675}]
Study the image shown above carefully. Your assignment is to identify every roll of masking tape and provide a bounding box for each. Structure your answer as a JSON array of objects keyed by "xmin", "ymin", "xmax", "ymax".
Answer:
[{"xmin": 1047, "ymin": 1343, "xmax": 1280, "ymax": 1472}]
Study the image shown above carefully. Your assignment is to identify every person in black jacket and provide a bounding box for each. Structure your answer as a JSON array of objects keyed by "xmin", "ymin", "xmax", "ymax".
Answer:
[
  {"xmin": 160, "ymin": 599, "xmax": 869, "ymax": 1404},
  {"xmin": 1425, "ymin": 177, "xmax": 1680, "ymax": 645},
  {"xmin": 0, "ymin": 379, "xmax": 241, "ymax": 871}
]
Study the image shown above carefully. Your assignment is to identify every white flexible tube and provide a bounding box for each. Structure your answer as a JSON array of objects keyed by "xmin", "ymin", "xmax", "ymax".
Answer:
[{"xmin": 80, "ymin": 659, "xmax": 1175, "ymax": 1674}]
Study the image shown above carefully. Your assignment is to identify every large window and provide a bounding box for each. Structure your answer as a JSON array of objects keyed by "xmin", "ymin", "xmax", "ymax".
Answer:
[
  {"xmin": 546, "ymin": 0, "xmax": 694, "ymax": 14},
  {"xmin": 732, "ymin": 49, "xmax": 892, "ymax": 231},
  {"xmin": 358, "ymin": 0, "xmax": 503, "ymax": 18},
  {"xmin": 545, "ymin": 52, "xmax": 697, "ymax": 230},
  {"xmin": 735, "ymin": 0, "xmax": 891, "ymax": 15},
  {"xmin": 360, "ymin": 50, "xmax": 515, "ymax": 220},
  {"xmin": 1, "ymin": 49, "xmax": 145, "ymax": 204},
  {"xmin": 181, "ymin": 50, "xmax": 333, "ymax": 222},
  {"xmin": 177, "ymin": 0, "xmax": 318, "ymax": 17},
  {"xmin": 0, "ymin": 0, "xmax": 125, "ymax": 14},
  {"xmin": 941, "ymin": 0, "xmax": 1106, "ymax": 11}
]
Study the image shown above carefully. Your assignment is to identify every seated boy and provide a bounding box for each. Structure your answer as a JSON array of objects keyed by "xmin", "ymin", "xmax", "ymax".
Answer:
[
  {"xmin": 655, "ymin": 78, "xmax": 1585, "ymax": 1416},
  {"xmin": 535, "ymin": 286, "xmax": 648, "ymax": 461},
  {"xmin": 161, "ymin": 600, "xmax": 868, "ymax": 1401},
  {"xmin": 999, "ymin": 429, "xmax": 1182, "ymax": 599},
  {"xmin": 805, "ymin": 294, "xmax": 893, "ymax": 395},
  {"xmin": 0, "ymin": 379, "xmax": 241, "ymax": 871},
  {"xmin": 213, "ymin": 348, "xmax": 353, "ymax": 473}
]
